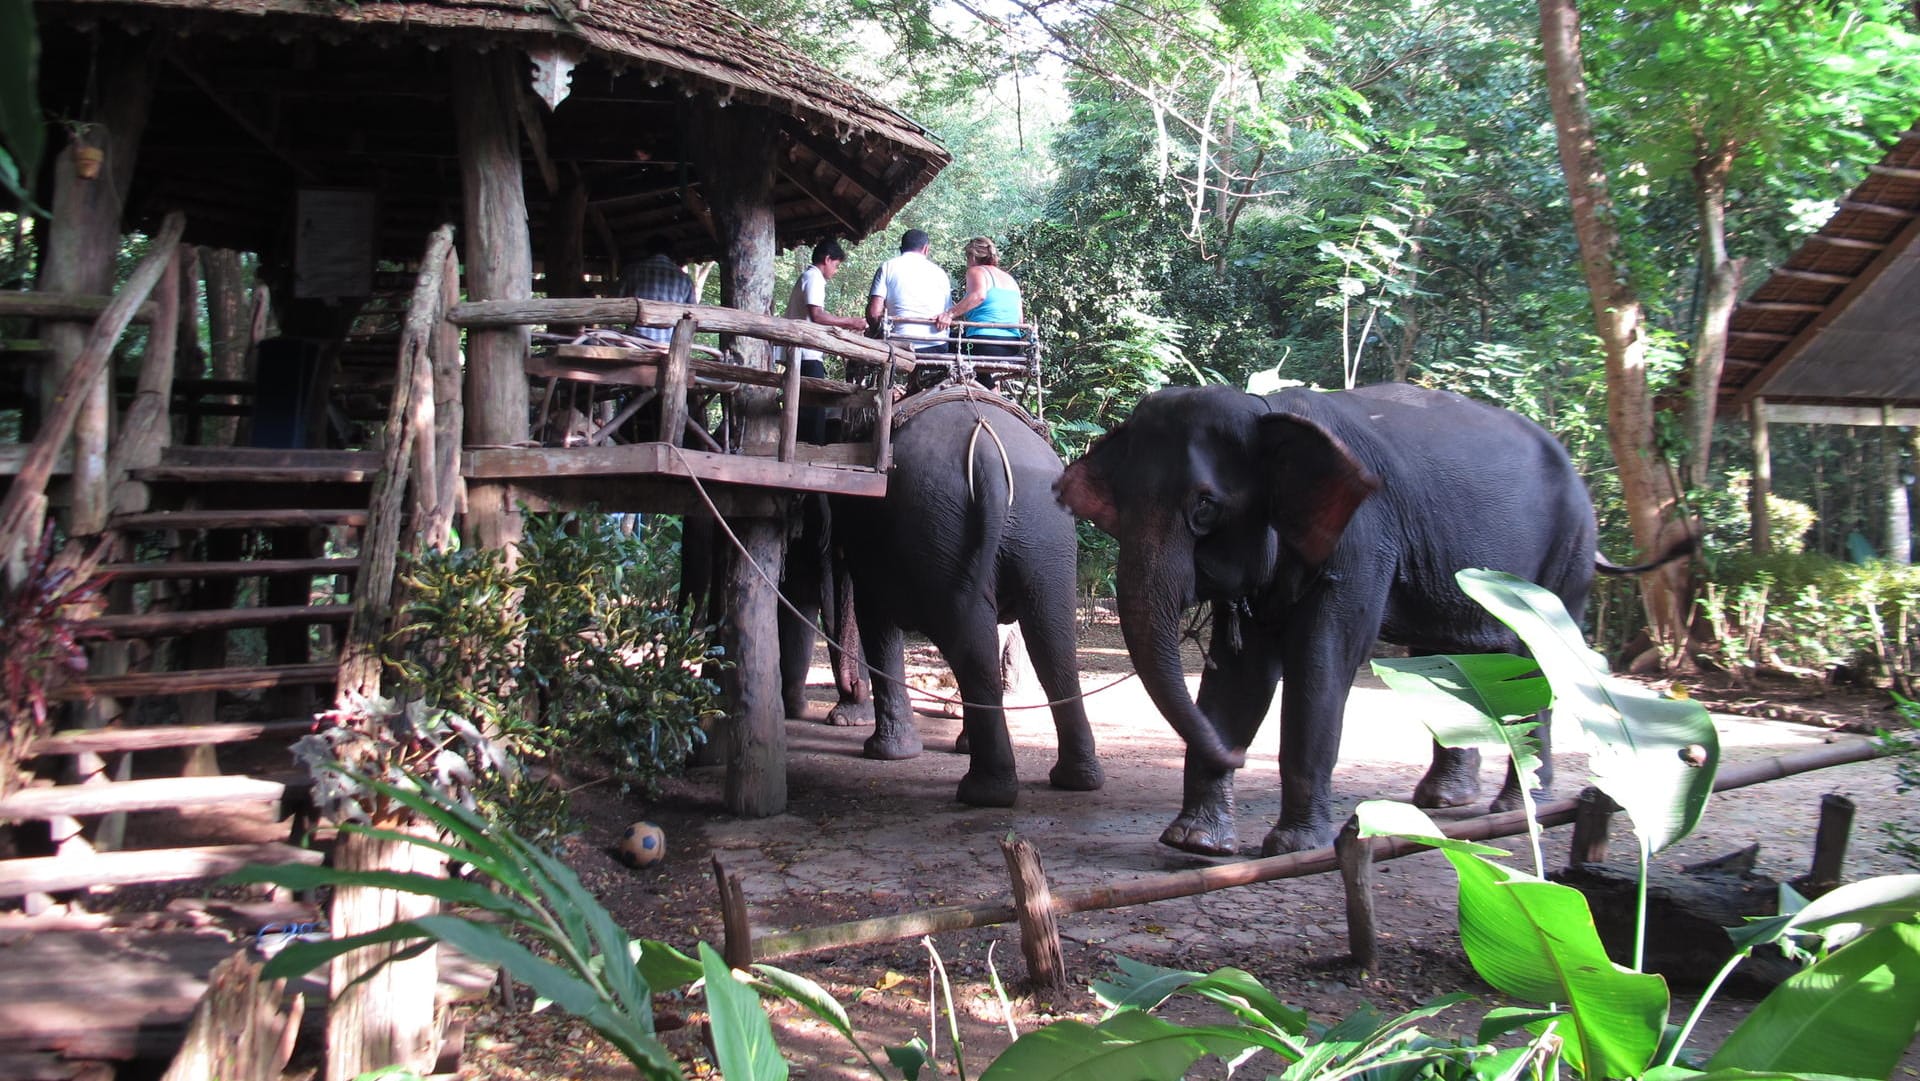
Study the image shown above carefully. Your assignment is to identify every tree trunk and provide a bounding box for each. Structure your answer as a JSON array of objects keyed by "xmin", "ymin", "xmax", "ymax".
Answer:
[
  {"xmin": 1537, "ymin": 0, "xmax": 1691, "ymax": 659},
  {"xmin": 1686, "ymin": 145, "xmax": 1743, "ymax": 488}
]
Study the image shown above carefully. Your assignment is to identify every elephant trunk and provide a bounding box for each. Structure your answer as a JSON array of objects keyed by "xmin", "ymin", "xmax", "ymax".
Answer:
[{"xmin": 1116, "ymin": 533, "xmax": 1246, "ymax": 773}]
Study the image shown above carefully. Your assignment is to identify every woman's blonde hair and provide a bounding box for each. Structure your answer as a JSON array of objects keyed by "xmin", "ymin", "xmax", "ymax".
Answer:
[{"xmin": 963, "ymin": 236, "xmax": 1000, "ymax": 266}]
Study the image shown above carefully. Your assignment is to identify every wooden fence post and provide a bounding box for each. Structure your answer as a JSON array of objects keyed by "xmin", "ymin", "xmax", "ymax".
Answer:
[
  {"xmin": 714, "ymin": 854, "xmax": 754, "ymax": 971},
  {"xmin": 1334, "ymin": 817, "xmax": 1377, "ymax": 969},
  {"xmin": 1793, "ymin": 793, "xmax": 1856, "ymax": 898},
  {"xmin": 1000, "ymin": 833, "xmax": 1066, "ymax": 992},
  {"xmin": 1567, "ymin": 787, "xmax": 1617, "ymax": 868}
]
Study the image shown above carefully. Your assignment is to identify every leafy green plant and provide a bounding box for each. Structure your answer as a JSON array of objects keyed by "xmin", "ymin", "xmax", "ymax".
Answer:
[{"xmin": 1880, "ymin": 694, "xmax": 1920, "ymax": 871}]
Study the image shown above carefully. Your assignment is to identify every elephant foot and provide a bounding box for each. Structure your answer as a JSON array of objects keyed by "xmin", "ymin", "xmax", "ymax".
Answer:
[
  {"xmin": 1048, "ymin": 758, "xmax": 1105, "ymax": 792},
  {"xmin": 782, "ymin": 696, "xmax": 808, "ymax": 721},
  {"xmin": 1159, "ymin": 814, "xmax": 1238, "ymax": 857},
  {"xmin": 1413, "ymin": 748, "xmax": 1484, "ymax": 809},
  {"xmin": 1488, "ymin": 782, "xmax": 1549, "ymax": 814},
  {"xmin": 953, "ymin": 730, "xmax": 970, "ymax": 754},
  {"xmin": 1261, "ymin": 822, "xmax": 1336, "ymax": 856},
  {"xmin": 825, "ymin": 700, "xmax": 874, "ymax": 727},
  {"xmin": 863, "ymin": 728, "xmax": 923, "ymax": 761},
  {"xmin": 957, "ymin": 770, "xmax": 1018, "ymax": 808}
]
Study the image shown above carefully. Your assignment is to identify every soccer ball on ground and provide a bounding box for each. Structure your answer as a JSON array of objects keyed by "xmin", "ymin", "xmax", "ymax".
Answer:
[{"xmin": 618, "ymin": 821, "xmax": 666, "ymax": 868}]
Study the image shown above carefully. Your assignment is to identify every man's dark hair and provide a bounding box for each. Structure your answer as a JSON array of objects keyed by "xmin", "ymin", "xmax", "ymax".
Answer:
[
  {"xmin": 643, "ymin": 234, "xmax": 676, "ymax": 260},
  {"xmin": 812, "ymin": 238, "xmax": 848, "ymax": 265},
  {"xmin": 900, "ymin": 228, "xmax": 930, "ymax": 253}
]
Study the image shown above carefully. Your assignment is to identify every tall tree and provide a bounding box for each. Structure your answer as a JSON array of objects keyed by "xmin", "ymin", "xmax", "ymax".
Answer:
[{"xmin": 1537, "ymin": 0, "xmax": 1693, "ymax": 659}]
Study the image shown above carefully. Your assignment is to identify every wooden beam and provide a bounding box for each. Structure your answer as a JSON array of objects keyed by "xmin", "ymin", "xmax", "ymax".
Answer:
[
  {"xmin": 167, "ymin": 54, "xmax": 323, "ymax": 184},
  {"xmin": 0, "ymin": 842, "xmax": 323, "ymax": 898},
  {"xmin": 0, "ymin": 775, "xmax": 297, "ymax": 820},
  {"xmin": 0, "ymin": 294, "xmax": 157, "ymax": 322},
  {"xmin": 29, "ymin": 719, "xmax": 315, "ymax": 756},
  {"xmin": 1739, "ymin": 301, "xmax": 1827, "ymax": 313},
  {"xmin": 1837, "ymin": 199, "xmax": 1918, "ymax": 219},
  {"xmin": 462, "ymin": 443, "xmax": 887, "ymax": 498},
  {"xmin": 775, "ymin": 162, "xmax": 862, "ymax": 237},
  {"xmin": 1805, "ymin": 234, "xmax": 1886, "ymax": 252},
  {"xmin": 1771, "ymin": 267, "xmax": 1853, "ymax": 286},
  {"xmin": 1758, "ymin": 403, "xmax": 1920, "ymax": 427},
  {"xmin": 778, "ymin": 120, "xmax": 887, "ymax": 207},
  {"xmin": 1867, "ymin": 163, "xmax": 1920, "ymax": 182}
]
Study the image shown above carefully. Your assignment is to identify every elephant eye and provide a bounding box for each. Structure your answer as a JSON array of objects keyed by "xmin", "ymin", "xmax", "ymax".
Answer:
[{"xmin": 1188, "ymin": 493, "xmax": 1221, "ymax": 535}]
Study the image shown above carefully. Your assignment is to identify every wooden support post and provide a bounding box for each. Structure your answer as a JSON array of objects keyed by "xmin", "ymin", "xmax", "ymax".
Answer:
[
  {"xmin": 1884, "ymin": 404, "xmax": 1910, "ymax": 564},
  {"xmin": 661, "ymin": 315, "xmax": 694, "ymax": 447},
  {"xmin": 329, "ymin": 824, "xmax": 445, "ymax": 1079},
  {"xmin": 713, "ymin": 854, "xmax": 754, "ymax": 971},
  {"xmin": 874, "ymin": 346, "xmax": 895, "ymax": 470},
  {"xmin": 1000, "ymin": 833, "xmax": 1066, "ymax": 992},
  {"xmin": 427, "ymin": 244, "xmax": 465, "ymax": 550},
  {"xmin": 1750, "ymin": 397, "xmax": 1772, "ymax": 557},
  {"xmin": 1567, "ymin": 786, "xmax": 1617, "ymax": 867},
  {"xmin": 34, "ymin": 37, "xmax": 155, "ymax": 536},
  {"xmin": 1334, "ymin": 817, "xmax": 1377, "ymax": 969},
  {"xmin": 451, "ymin": 50, "xmax": 531, "ymax": 552},
  {"xmin": 160, "ymin": 950, "xmax": 305, "ymax": 1081},
  {"xmin": 778, "ymin": 346, "xmax": 802, "ymax": 462},
  {"xmin": 202, "ymin": 248, "xmax": 249, "ymax": 448},
  {"xmin": 699, "ymin": 97, "xmax": 787, "ymax": 818},
  {"xmin": 1793, "ymin": 793, "xmax": 1856, "ymax": 899}
]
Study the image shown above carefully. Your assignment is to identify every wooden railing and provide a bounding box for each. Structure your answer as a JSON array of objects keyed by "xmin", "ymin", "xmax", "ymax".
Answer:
[{"xmin": 451, "ymin": 297, "xmax": 929, "ymax": 469}]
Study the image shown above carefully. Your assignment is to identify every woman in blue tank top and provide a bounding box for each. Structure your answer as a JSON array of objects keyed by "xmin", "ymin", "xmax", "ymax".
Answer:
[{"xmin": 937, "ymin": 237, "xmax": 1027, "ymax": 386}]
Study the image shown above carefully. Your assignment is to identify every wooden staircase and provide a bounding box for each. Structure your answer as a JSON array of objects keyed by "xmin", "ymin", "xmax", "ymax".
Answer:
[{"xmin": 2, "ymin": 446, "xmax": 378, "ymax": 907}]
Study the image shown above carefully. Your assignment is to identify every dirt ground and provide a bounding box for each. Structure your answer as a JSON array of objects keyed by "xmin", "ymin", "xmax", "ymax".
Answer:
[{"xmin": 456, "ymin": 611, "xmax": 1920, "ymax": 1080}]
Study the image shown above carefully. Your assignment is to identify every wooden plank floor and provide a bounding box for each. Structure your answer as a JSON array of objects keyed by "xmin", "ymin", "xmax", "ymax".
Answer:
[{"xmin": 0, "ymin": 928, "xmax": 496, "ymax": 1065}]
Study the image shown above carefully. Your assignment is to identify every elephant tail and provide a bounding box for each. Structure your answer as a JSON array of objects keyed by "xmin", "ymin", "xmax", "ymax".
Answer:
[
  {"xmin": 965, "ymin": 416, "xmax": 1016, "ymax": 509},
  {"xmin": 1595, "ymin": 533, "xmax": 1696, "ymax": 575}
]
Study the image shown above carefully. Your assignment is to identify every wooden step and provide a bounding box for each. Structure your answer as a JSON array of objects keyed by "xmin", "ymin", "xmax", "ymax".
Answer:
[
  {"xmin": 78, "ymin": 604, "xmax": 353, "ymax": 639},
  {"xmin": 0, "ymin": 842, "xmax": 324, "ymax": 899},
  {"xmin": 110, "ymin": 508, "xmax": 368, "ymax": 531},
  {"xmin": 27, "ymin": 720, "xmax": 314, "ymax": 757},
  {"xmin": 0, "ymin": 775, "xmax": 304, "ymax": 821},
  {"xmin": 94, "ymin": 557, "xmax": 364, "ymax": 582},
  {"xmin": 159, "ymin": 447, "xmax": 380, "ymax": 470},
  {"xmin": 54, "ymin": 662, "xmax": 336, "ymax": 700},
  {"xmin": 131, "ymin": 464, "xmax": 378, "ymax": 485}
]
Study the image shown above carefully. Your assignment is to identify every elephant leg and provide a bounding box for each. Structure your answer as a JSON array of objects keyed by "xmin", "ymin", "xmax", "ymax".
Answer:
[
  {"xmin": 778, "ymin": 596, "xmax": 821, "ymax": 721},
  {"xmin": 824, "ymin": 559, "xmax": 873, "ymax": 726},
  {"xmin": 1410, "ymin": 644, "xmax": 1485, "ymax": 809},
  {"xmin": 859, "ymin": 615, "xmax": 921, "ymax": 761},
  {"xmin": 938, "ymin": 617, "xmax": 1020, "ymax": 808},
  {"xmin": 1488, "ymin": 707, "xmax": 1554, "ymax": 811},
  {"xmin": 1264, "ymin": 634, "xmax": 1371, "ymax": 856},
  {"xmin": 1018, "ymin": 607, "xmax": 1103, "ymax": 793},
  {"xmin": 1161, "ymin": 633, "xmax": 1277, "ymax": 856}
]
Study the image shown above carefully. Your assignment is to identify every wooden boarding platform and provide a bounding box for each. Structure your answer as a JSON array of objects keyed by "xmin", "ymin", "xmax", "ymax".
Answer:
[
  {"xmin": 466, "ymin": 441, "xmax": 890, "ymax": 517},
  {"xmin": 0, "ymin": 927, "xmax": 495, "ymax": 1072}
]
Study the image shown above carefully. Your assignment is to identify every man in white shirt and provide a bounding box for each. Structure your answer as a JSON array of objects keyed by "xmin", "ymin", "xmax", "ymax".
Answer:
[
  {"xmin": 867, "ymin": 229, "xmax": 953, "ymax": 357},
  {"xmin": 784, "ymin": 238, "xmax": 867, "ymax": 442}
]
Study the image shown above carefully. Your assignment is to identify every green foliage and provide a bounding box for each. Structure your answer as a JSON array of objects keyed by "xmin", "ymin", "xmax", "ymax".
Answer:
[
  {"xmin": 1696, "ymin": 551, "xmax": 1920, "ymax": 686},
  {"xmin": 369, "ymin": 511, "xmax": 724, "ymax": 842},
  {"xmin": 1878, "ymin": 695, "xmax": 1919, "ymax": 871},
  {"xmin": 0, "ymin": 0, "xmax": 42, "ymax": 212}
]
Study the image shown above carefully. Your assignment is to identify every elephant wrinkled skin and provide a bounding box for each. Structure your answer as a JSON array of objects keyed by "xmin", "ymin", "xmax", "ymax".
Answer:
[{"xmin": 1055, "ymin": 383, "xmax": 1681, "ymax": 857}]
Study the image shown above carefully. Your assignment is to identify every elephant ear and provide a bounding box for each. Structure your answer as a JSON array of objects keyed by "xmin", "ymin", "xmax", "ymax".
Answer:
[
  {"xmin": 1055, "ymin": 428, "xmax": 1127, "ymax": 536},
  {"xmin": 1259, "ymin": 412, "xmax": 1381, "ymax": 568}
]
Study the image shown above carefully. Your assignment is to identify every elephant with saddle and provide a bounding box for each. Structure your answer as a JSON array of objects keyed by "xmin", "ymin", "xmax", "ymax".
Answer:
[
  {"xmin": 784, "ymin": 384, "xmax": 1104, "ymax": 807},
  {"xmin": 1054, "ymin": 383, "xmax": 1688, "ymax": 856}
]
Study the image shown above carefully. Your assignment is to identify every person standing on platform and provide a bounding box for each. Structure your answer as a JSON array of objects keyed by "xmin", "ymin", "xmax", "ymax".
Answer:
[
  {"xmin": 785, "ymin": 238, "xmax": 867, "ymax": 443},
  {"xmin": 866, "ymin": 228, "xmax": 953, "ymax": 358},
  {"xmin": 619, "ymin": 234, "xmax": 696, "ymax": 344}
]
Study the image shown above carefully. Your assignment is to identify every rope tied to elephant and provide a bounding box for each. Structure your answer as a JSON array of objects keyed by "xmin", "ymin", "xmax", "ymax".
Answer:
[{"xmin": 665, "ymin": 443, "xmax": 1139, "ymax": 713}]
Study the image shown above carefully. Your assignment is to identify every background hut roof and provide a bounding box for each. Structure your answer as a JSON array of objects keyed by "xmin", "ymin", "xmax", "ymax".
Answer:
[
  {"xmin": 32, "ymin": 0, "xmax": 950, "ymax": 265},
  {"xmin": 1720, "ymin": 120, "xmax": 1920, "ymax": 414}
]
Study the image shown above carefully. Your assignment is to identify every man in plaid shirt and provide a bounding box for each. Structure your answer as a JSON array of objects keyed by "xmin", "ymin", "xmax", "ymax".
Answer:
[{"xmin": 619, "ymin": 235, "xmax": 696, "ymax": 343}]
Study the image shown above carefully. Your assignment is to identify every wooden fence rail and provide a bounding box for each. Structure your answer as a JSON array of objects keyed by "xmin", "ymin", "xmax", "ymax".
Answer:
[{"xmin": 720, "ymin": 737, "xmax": 1885, "ymax": 986}]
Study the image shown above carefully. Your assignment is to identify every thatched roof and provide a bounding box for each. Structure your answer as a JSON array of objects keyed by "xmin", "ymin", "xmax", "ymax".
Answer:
[
  {"xmin": 32, "ymin": 0, "xmax": 950, "ymax": 265},
  {"xmin": 1720, "ymin": 120, "xmax": 1920, "ymax": 414}
]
